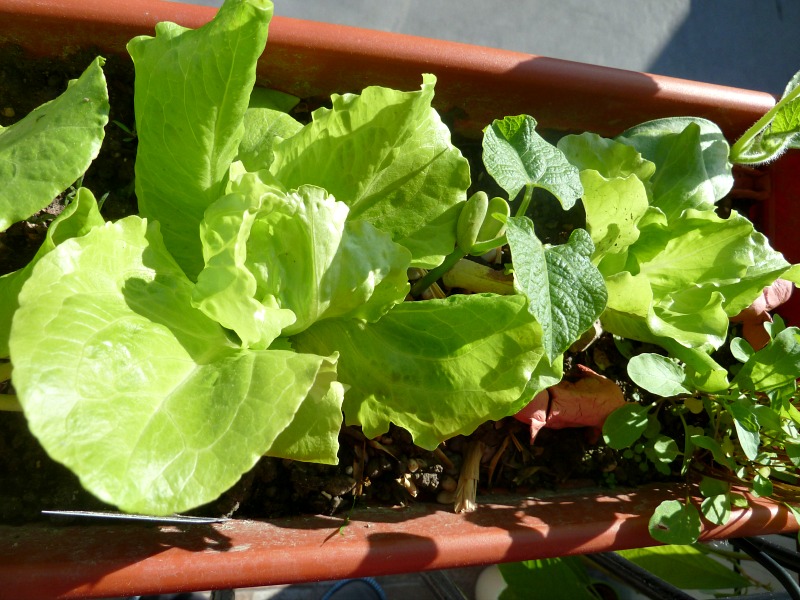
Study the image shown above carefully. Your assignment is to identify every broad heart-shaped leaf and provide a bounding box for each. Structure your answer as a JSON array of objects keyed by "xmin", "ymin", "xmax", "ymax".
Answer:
[
  {"xmin": 0, "ymin": 57, "xmax": 108, "ymax": 232},
  {"xmin": 617, "ymin": 117, "xmax": 733, "ymax": 220},
  {"xmin": 292, "ymin": 294, "xmax": 563, "ymax": 450},
  {"xmin": 627, "ymin": 353, "xmax": 691, "ymax": 397},
  {"xmin": 9, "ymin": 216, "xmax": 340, "ymax": 515},
  {"xmin": 0, "ymin": 187, "xmax": 104, "ymax": 357},
  {"xmin": 195, "ymin": 183, "xmax": 411, "ymax": 344},
  {"xmin": 579, "ymin": 170, "xmax": 650, "ymax": 262},
  {"xmin": 483, "ymin": 115, "xmax": 583, "ymax": 210},
  {"xmin": 270, "ymin": 74, "xmax": 470, "ymax": 268},
  {"xmin": 127, "ymin": 0, "xmax": 273, "ymax": 279},
  {"xmin": 732, "ymin": 326, "xmax": 800, "ymax": 395},
  {"xmin": 506, "ymin": 217, "xmax": 607, "ymax": 363}
]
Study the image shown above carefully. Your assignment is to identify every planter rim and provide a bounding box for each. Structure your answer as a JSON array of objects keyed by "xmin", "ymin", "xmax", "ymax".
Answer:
[
  {"xmin": 0, "ymin": 0, "xmax": 777, "ymax": 138},
  {"xmin": 1, "ymin": 484, "xmax": 796, "ymax": 599}
]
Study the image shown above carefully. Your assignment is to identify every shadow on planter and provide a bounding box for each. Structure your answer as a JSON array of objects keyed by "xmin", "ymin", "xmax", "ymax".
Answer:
[{"xmin": 1, "ymin": 485, "xmax": 795, "ymax": 598}]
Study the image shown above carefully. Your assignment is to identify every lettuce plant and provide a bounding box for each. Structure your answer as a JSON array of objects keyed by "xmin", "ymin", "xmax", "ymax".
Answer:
[{"xmin": 1, "ymin": 0, "xmax": 800, "ymax": 524}]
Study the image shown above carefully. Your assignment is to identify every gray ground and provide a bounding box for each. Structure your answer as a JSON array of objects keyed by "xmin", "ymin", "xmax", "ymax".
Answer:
[{"xmin": 181, "ymin": 0, "xmax": 800, "ymax": 94}]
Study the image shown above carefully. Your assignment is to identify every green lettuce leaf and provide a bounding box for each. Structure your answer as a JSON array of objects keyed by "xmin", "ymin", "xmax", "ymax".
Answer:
[
  {"xmin": 194, "ymin": 183, "xmax": 411, "ymax": 344},
  {"xmin": 293, "ymin": 294, "xmax": 562, "ymax": 450},
  {"xmin": 0, "ymin": 187, "xmax": 104, "ymax": 357},
  {"xmin": 9, "ymin": 216, "xmax": 341, "ymax": 514},
  {"xmin": 506, "ymin": 217, "xmax": 607, "ymax": 363},
  {"xmin": 270, "ymin": 74, "xmax": 470, "ymax": 268},
  {"xmin": 617, "ymin": 118, "xmax": 732, "ymax": 220},
  {"xmin": 557, "ymin": 131, "xmax": 655, "ymax": 183},
  {"xmin": 236, "ymin": 87, "xmax": 302, "ymax": 172},
  {"xmin": 127, "ymin": 0, "xmax": 273, "ymax": 278},
  {"xmin": 732, "ymin": 326, "xmax": 800, "ymax": 395},
  {"xmin": 483, "ymin": 115, "xmax": 583, "ymax": 210},
  {"xmin": 0, "ymin": 57, "xmax": 108, "ymax": 231},
  {"xmin": 578, "ymin": 170, "xmax": 650, "ymax": 262}
]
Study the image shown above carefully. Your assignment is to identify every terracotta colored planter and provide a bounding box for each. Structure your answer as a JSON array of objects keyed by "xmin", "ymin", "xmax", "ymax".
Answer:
[{"xmin": 1, "ymin": 1, "xmax": 799, "ymax": 598}]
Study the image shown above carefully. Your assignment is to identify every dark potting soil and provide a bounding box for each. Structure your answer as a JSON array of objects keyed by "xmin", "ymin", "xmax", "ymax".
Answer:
[{"xmin": 0, "ymin": 44, "xmax": 686, "ymax": 524}]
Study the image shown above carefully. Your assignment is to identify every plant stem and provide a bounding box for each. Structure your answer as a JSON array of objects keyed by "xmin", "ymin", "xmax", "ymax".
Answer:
[
  {"xmin": 515, "ymin": 184, "xmax": 535, "ymax": 217},
  {"xmin": 409, "ymin": 248, "xmax": 467, "ymax": 296},
  {"xmin": 730, "ymin": 83, "xmax": 800, "ymax": 163}
]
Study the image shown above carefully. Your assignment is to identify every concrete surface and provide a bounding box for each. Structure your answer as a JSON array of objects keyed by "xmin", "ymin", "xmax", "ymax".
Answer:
[{"xmin": 181, "ymin": 0, "xmax": 800, "ymax": 94}]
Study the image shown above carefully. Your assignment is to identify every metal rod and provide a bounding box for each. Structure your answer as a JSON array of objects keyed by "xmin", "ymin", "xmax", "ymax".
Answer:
[{"xmin": 732, "ymin": 538, "xmax": 800, "ymax": 600}]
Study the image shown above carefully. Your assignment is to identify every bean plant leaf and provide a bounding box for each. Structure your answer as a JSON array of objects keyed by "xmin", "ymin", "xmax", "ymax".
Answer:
[
  {"xmin": 292, "ymin": 294, "xmax": 563, "ymax": 450},
  {"xmin": 0, "ymin": 57, "xmax": 108, "ymax": 232},
  {"xmin": 483, "ymin": 115, "xmax": 583, "ymax": 210},
  {"xmin": 648, "ymin": 499, "xmax": 702, "ymax": 545},
  {"xmin": 627, "ymin": 353, "xmax": 691, "ymax": 397},
  {"xmin": 602, "ymin": 403, "xmax": 650, "ymax": 449},
  {"xmin": 617, "ymin": 545, "xmax": 749, "ymax": 590},
  {"xmin": 9, "ymin": 216, "xmax": 341, "ymax": 515},
  {"xmin": 271, "ymin": 74, "xmax": 470, "ymax": 268},
  {"xmin": 506, "ymin": 217, "xmax": 607, "ymax": 363},
  {"xmin": 0, "ymin": 187, "xmax": 104, "ymax": 357},
  {"xmin": 127, "ymin": 0, "xmax": 273, "ymax": 278}
]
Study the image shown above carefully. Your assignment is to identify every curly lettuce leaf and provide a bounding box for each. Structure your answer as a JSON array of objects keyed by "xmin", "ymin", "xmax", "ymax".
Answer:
[
  {"xmin": 617, "ymin": 118, "xmax": 732, "ymax": 221},
  {"xmin": 270, "ymin": 74, "xmax": 470, "ymax": 268},
  {"xmin": 127, "ymin": 0, "xmax": 273, "ymax": 278},
  {"xmin": 557, "ymin": 131, "xmax": 656, "ymax": 184},
  {"xmin": 9, "ymin": 216, "xmax": 341, "ymax": 515},
  {"xmin": 0, "ymin": 57, "xmax": 108, "ymax": 232},
  {"xmin": 194, "ymin": 182, "xmax": 411, "ymax": 345},
  {"xmin": 293, "ymin": 294, "xmax": 562, "ymax": 450},
  {"xmin": 236, "ymin": 88, "xmax": 302, "ymax": 172},
  {"xmin": 0, "ymin": 188, "xmax": 104, "ymax": 357}
]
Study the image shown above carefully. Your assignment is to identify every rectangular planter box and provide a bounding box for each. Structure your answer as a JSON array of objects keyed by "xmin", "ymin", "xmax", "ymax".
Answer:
[{"xmin": 0, "ymin": 1, "xmax": 798, "ymax": 598}]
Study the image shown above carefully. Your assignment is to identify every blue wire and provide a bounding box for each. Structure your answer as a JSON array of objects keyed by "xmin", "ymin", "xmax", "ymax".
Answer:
[{"xmin": 320, "ymin": 577, "xmax": 387, "ymax": 600}]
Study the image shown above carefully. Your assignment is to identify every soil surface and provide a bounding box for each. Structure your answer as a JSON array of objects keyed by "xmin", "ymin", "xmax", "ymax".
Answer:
[{"xmin": 0, "ymin": 44, "xmax": 697, "ymax": 524}]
